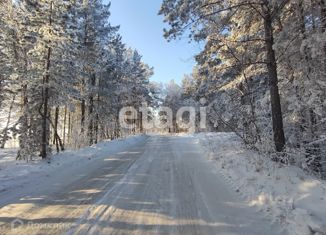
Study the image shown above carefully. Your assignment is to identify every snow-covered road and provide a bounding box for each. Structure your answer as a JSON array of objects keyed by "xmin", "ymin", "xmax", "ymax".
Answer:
[{"xmin": 0, "ymin": 136, "xmax": 286, "ymax": 235}]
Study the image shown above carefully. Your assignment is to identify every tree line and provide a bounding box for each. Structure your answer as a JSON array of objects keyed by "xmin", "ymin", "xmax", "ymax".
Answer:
[
  {"xmin": 160, "ymin": 0, "xmax": 326, "ymax": 176},
  {"xmin": 0, "ymin": 0, "xmax": 157, "ymax": 160}
]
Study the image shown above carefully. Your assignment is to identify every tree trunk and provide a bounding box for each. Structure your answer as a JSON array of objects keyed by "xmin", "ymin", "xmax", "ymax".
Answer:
[
  {"xmin": 41, "ymin": 1, "xmax": 53, "ymax": 159},
  {"xmin": 81, "ymin": 100, "xmax": 85, "ymax": 134},
  {"xmin": 0, "ymin": 79, "xmax": 3, "ymax": 110},
  {"xmin": 139, "ymin": 111, "xmax": 143, "ymax": 133},
  {"xmin": 53, "ymin": 106, "xmax": 59, "ymax": 145},
  {"xmin": 321, "ymin": 0, "xmax": 326, "ymax": 32},
  {"xmin": 68, "ymin": 111, "xmax": 71, "ymax": 145},
  {"xmin": 94, "ymin": 93, "xmax": 100, "ymax": 144},
  {"xmin": 81, "ymin": 8, "xmax": 89, "ymax": 136},
  {"xmin": 321, "ymin": 0, "xmax": 326, "ymax": 67},
  {"xmin": 263, "ymin": 6, "xmax": 286, "ymax": 152},
  {"xmin": 0, "ymin": 95, "xmax": 15, "ymax": 148},
  {"xmin": 88, "ymin": 74, "xmax": 96, "ymax": 145},
  {"xmin": 54, "ymin": 132, "xmax": 64, "ymax": 152},
  {"xmin": 63, "ymin": 106, "xmax": 67, "ymax": 148},
  {"xmin": 17, "ymin": 85, "xmax": 29, "ymax": 161},
  {"xmin": 94, "ymin": 113, "xmax": 99, "ymax": 144},
  {"xmin": 295, "ymin": 0, "xmax": 309, "ymax": 146},
  {"xmin": 41, "ymin": 79, "xmax": 50, "ymax": 159}
]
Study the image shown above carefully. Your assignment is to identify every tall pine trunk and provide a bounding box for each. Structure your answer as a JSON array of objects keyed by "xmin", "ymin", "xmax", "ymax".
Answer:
[
  {"xmin": 81, "ymin": 9, "xmax": 89, "ymax": 137},
  {"xmin": 88, "ymin": 74, "xmax": 96, "ymax": 145},
  {"xmin": 263, "ymin": 6, "xmax": 286, "ymax": 152},
  {"xmin": 41, "ymin": 1, "xmax": 53, "ymax": 159},
  {"xmin": 81, "ymin": 100, "xmax": 85, "ymax": 134},
  {"xmin": 41, "ymin": 73, "xmax": 50, "ymax": 159}
]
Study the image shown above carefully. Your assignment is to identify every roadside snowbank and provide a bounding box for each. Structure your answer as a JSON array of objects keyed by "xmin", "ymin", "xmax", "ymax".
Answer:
[
  {"xmin": 197, "ymin": 132, "xmax": 326, "ymax": 235},
  {"xmin": 0, "ymin": 135, "xmax": 147, "ymax": 194}
]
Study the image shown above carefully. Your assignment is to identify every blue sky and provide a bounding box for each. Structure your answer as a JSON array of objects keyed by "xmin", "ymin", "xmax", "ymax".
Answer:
[{"xmin": 106, "ymin": 0, "xmax": 202, "ymax": 84}]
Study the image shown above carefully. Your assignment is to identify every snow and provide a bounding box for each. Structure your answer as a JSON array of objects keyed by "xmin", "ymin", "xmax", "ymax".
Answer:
[
  {"xmin": 0, "ymin": 134, "xmax": 286, "ymax": 235},
  {"xmin": 67, "ymin": 135, "xmax": 286, "ymax": 235},
  {"xmin": 1, "ymin": 133, "xmax": 325, "ymax": 234},
  {"xmin": 0, "ymin": 135, "xmax": 147, "ymax": 198},
  {"xmin": 196, "ymin": 132, "xmax": 326, "ymax": 235}
]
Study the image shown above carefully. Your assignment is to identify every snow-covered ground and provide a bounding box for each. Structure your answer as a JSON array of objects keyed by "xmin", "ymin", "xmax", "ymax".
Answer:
[
  {"xmin": 0, "ymin": 134, "xmax": 286, "ymax": 235},
  {"xmin": 1, "ymin": 133, "xmax": 325, "ymax": 235},
  {"xmin": 196, "ymin": 132, "xmax": 326, "ymax": 235},
  {"xmin": 0, "ymin": 135, "xmax": 147, "ymax": 197}
]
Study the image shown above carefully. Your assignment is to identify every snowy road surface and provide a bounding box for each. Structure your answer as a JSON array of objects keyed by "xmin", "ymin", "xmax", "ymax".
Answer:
[{"xmin": 0, "ymin": 136, "xmax": 286, "ymax": 235}]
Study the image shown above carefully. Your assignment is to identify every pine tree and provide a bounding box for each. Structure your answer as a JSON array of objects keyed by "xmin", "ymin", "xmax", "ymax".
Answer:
[
  {"xmin": 159, "ymin": 0, "xmax": 288, "ymax": 152},
  {"xmin": 1, "ymin": 0, "xmax": 154, "ymax": 160},
  {"xmin": 14, "ymin": 0, "xmax": 80, "ymax": 159}
]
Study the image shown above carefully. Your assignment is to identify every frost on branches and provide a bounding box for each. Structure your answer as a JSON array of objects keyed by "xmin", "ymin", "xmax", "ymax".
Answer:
[
  {"xmin": 159, "ymin": 0, "xmax": 326, "ymax": 177},
  {"xmin": 0, "ymin": 0, "xmax": 155, "ymax": 160}
]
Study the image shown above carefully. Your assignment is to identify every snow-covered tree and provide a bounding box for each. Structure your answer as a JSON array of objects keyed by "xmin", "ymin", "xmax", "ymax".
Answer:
[
  {"xmin": 159, "ymin": 0, "xmax": 289, "ymax": 152},
  {"xmin": 160, "ymin": 0, "xmax": 325, "ymax": 173},
  {"xmin": 0, "ymin": 0, "xmax": 154, "ymax": 160}
]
